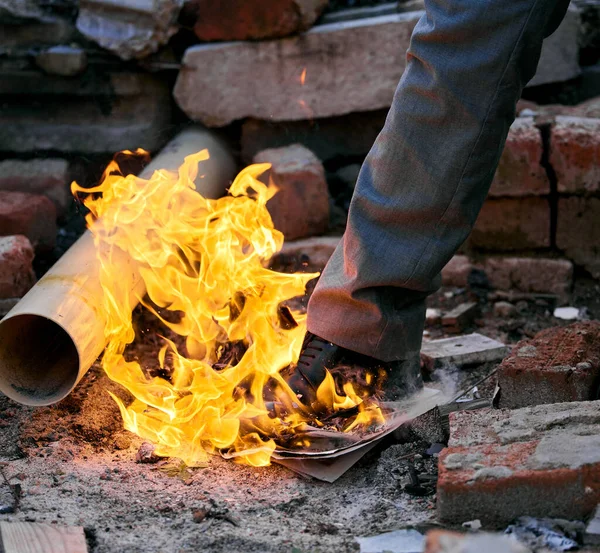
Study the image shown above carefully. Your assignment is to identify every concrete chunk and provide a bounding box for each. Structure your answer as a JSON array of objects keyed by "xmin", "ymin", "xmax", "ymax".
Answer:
[
  {"xmin": 0, "ymin": 74, "xmax": 171, "ymax": 154},
  {"xmin": 174, "ymin": 12, "xmax": 422, "ymax": 126},
  {"xmin": 420, "ymin": 333, "xmax": 509, "ymax": 372},
  {"xmin": 438, "ymin": 400, "xmax": 600, "ymax": 524}
]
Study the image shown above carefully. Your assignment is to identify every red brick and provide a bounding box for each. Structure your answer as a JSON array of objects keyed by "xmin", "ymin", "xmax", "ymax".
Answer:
[
  {"xmin": 557, "ymin": 196, "xmax": 600, "ymax": 279},
  {"xmin": 438, "ymin": 401, "xmax": 600, "ymax": 524},
  {"xmin": 0, "ymin": 235, "xmax": 35, "ymax": 298},
  {"xmin": 489, "ymin": 117, "xmax": 549, "ymax": 197},
  {"xmin": 0, "ymin": 191, "xmax": 56, "ymax": 250},
  {"xmin": 484, "ymin": 257, "xmax": 573, "ymax": 301},
  {"xmin": 551, "ymin": 117, "xmax": 600, "ymax": 194},
  {"xmin": 470, "ymin": 198, "xmax": 550, "ymax": 251},
  {"xmin": 253, "ymin": 144, "xmax": 330, "ymax": 241},
  {"xmin": 180, "ymin": 0, "xmax": 327, "ymax": 41},
  {"xmin": 0, "ymin": 159, "xmax": 70, "ymax": 215},
  {"xmin": 497, "ymin": 321, "xmax": 600, "ymax": 409}
]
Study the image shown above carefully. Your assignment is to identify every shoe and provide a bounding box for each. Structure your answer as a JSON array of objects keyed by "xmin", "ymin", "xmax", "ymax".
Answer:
[{"xmin": 283, "ymin": 331, "xmax": 423, "ymax": 409}]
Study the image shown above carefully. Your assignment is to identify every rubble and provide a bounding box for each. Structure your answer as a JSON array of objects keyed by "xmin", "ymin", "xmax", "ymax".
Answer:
[
  {"xmin": 0, "ymin": 235, "xmax": 35, "ymax": 299},
  {"xmin": 174, "ymin": 12, "xmax": 422, "ymax": 125},
  {"xmin": 493, "ymin": 301, "xmax": 517, "ymax": 318},
  {"xmin": 0, "ymin": 73, "xmax": 172, "ymax": 154},
  {"xmin": 76, "ymin": 0, "xmax": 182, "ymax": 60},
  {"xmin": 426, "ymin": 308, "xmax": 442, "ymax": 326},
  {"xmin": 488, "ymin": 118, "xmax": 549, "ymax": 198},
  {"xmin": 241, "ymin": 110, "xmax": 389, "ymax": 163},
  {"xmin": 0, "ymin": 0, "xmax": 44, "ymax": 22},
  {"xmin": 1, "ymin": 16, "xmax": 75, "ymax": 52},
  {"xmin": 420, "ymin": 333, "xmax": 509, "ymax": 372},
  {"xmin": 470, "ymin": 198, "xmax": 551, "ymax": 250},
  {"xmin": 0, "ymin": 191, "xmax": 56, "ymax": 249},
  {"xmin": 35, "ymin": 45, "xmax": 87, "ymax": 77},
  {"xmin": 483, "ymin": 258, "xmax": 573, "ymax": 302},
  {"xmin": 424, "ymin": 530, "xmax": 531, "ymax": 553},
  {"xmin": 0, "ymin": 159, "xmax": 70, "ymax": 214},
  {"xmin": 442, "ymin": 302, "xmax": 479, "ymax": 334},
  {"xmin": 557, "ymin": 197, "xmax": 600, "ymax": 279},
  {"xmin": 253, "ymin": 144, "xmax": 330, "ymax": 241},
  {"xmin": 497, "ymin": 321, "xmax": 600, "ymax": 408},
  {"xmin": 438, "ymin": 400, "xmax": 600, "ymax": 523},
  {"xmin": 180, "ymin": 0, "xmax": 328, "ymax": 41},
  {"xmin": 505, "ymin": 516, "xmax": 583, "ymax": 551}
]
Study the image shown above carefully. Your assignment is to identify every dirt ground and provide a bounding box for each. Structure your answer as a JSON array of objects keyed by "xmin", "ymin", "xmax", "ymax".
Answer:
[
  {"xmin": 0, "ymin": 363, "xmax": 439, "ymax": 553},
  {"xmin": 0, "ymin": 281, "xmax": 595, "ymax": 553}
]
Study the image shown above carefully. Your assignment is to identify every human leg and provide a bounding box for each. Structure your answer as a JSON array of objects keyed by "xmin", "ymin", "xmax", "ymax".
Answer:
[{"xmin": 306, "ymin": 0, "xmax": 570, "ymax": 364}]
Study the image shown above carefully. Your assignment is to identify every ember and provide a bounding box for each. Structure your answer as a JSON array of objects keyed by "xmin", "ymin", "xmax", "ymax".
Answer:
[{"xmin": 71, "ymin": 149, "xmax": 385, "ymax": 467}]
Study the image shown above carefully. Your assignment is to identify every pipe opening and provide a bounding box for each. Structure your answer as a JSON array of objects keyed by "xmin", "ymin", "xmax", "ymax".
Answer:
[{"xmin": 0, "ymin": 314, "xmax": 80, "ymax": 406}]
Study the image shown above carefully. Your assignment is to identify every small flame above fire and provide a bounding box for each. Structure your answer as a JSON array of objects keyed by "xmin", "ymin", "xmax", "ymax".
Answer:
[
  {"xmin": 71, "ymin": 150, "xmax": 384, "ymax": 467},
  {"xmin": 300, "ymin": 67, "xmax": 307, "ymax": 86}
]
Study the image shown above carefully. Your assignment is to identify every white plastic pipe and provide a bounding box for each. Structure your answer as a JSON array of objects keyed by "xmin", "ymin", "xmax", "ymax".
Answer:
[{"xmin": 0, "ymin": 127, "xmax": 236, "ymax": 406}]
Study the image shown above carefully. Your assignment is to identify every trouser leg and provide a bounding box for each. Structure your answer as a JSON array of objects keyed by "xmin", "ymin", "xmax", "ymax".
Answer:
[{"xmin": 307, "ymin": 0, "xmax": 570, "ymax": 361}]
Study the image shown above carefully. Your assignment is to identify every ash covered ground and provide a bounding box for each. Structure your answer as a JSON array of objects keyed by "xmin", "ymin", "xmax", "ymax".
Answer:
[
  {"xmin": 0, "ymin": 360, "xmax": 438, "ymax": 553},
  {"xmin": 0, "ymin": 280, "xmax": 594, "ymax": 552}
]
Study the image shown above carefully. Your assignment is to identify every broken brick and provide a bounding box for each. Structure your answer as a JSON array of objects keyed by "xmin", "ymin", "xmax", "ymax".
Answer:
[
  {"xmin": 0, "ymin": 191, "xmax": 56, "ymax": 250},
  {"xmin": 438, "ymin": 401, "xmax": 600, "ymax": 524},
  {"xmin": 0, "ymin": 159, "xmax": 70, "ymax": 215},
  {"xmin": 0, "ymin": 235, "xmax": 35, "ymax": 299},
  {"xmin": 442, "ymin": 302, "xmax": 479, "ymax": 334},
  {"xmin": 470, "ymin": 198, "xmax": 550, "ymax": 250},
  {"xmin": 551, "ymin": 117, "xmax": 600, "ymax": 194},
  {"xmin": 253, "ymin": 144, "xmax": 330, "ymax": 241},
  {"xmin": 497, "ymin": 321, "xmax": 600, "ymax": 409},
  {"xmin": 489, "ymin": 117, "xmax": 549, "ymax": 198},
  {"xmin": 180, "ymin": 0, "xmax": 327, "ymax": 41}
]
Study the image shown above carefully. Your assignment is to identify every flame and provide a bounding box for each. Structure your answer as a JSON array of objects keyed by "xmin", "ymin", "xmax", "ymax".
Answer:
[
  {"xmin": 300, "ymin": 67, "xmax": 307, "ymax": 86},
  {"xmin": 71, "ymin": 149, "xmax": 384, "ymax": 466}
]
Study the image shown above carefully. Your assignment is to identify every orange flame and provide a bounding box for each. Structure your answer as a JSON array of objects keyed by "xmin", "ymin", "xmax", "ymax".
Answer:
[
  {"xmin": 71, "ymin": 150, "xmax": 384, "ymax": 467},
  {"xmin": 300, "ymin": 67, "xmax": 307, "ymax": 86}
]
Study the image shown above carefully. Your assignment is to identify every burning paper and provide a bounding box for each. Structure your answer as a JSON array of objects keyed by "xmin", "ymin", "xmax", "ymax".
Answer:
[{"xmin": 72, "ymin": 149, "xmax": 391, "ymax": 468}]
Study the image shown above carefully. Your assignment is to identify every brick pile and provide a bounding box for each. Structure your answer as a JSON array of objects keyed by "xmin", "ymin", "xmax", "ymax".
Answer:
[{"xmin": 437, "ymin": 321, "xmax": 600, "ymax": 525}]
